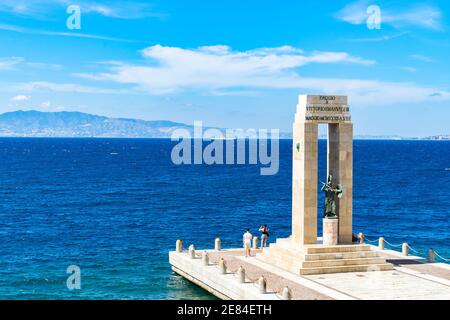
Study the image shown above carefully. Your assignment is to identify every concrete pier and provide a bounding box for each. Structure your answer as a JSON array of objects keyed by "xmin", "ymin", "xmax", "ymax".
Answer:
[
  {"xmin": 169, "ymin": 94, "xmax": 450, "ymax": 300},
  {"xmin": 169, "ymin": 243, "xmax": 450, "ymax": 300}
]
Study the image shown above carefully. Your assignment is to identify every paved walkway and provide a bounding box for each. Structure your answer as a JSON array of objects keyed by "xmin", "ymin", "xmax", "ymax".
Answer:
[
  {"xmin": 197, "ymin": 247, "xmax": 450, "ymax": 300},
  {"xmin": 380, "ymin": 250, "xmax": 450, "ymax": 280},
  {"xmin": 306, "ymin": 268, "xmax": 450, "ymax": 300},
  {"xmin": 205, "ymin": 250, "xmax": 334, "ymax": 300}
]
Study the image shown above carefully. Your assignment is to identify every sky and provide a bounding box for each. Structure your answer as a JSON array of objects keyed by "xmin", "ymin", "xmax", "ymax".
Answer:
[{"xmin": 0, "ymin": 0, "xmax": 449, "ymax": 136}]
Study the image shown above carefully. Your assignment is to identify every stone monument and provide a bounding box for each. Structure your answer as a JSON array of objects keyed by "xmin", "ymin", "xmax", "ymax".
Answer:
[
  {"xmin": 292, "ymin": 94, "xmax": 353, "ymax": 245},
  {"xmin": 256, "ymin": 94, "xmax": 393, "ymax": 275}
]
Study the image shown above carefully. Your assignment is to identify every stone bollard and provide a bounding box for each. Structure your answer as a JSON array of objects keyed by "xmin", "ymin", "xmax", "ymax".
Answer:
[
  {"xmin": 358, "ymin": 232, "xmax": 364, "ymax": 244},
  {"xmin": 237, "ymin": 266, "xmax": 245, "ymax": 283},
  {"xmin": 218, "ymin": 258, "xmax": 227, "ymax": 274},
  {"xmin": 215, "ymin": 238, "xmax": 221, "ymax": 251},
  {"xmin": 176, "ymin": 239, "xmax": 183, "ymax": 253},
  {"xmin": 402, "ymin": 243, "xmax": 409, "ymax": 256},
  {"xmin": 379, "ymin": 237, "xmax": 385, "ymax": 250},
  {"xmin": 258, "ymin": 276, "xmax": 266, "ymax": 294},
  {"xmin": 202, "ymin": 252, "xmax": 209, "ymax": 266},
  {"xmin": 428, "ymin": 248, "xmax": 436, "ymax": 263},
  {"xmin": 281, "ymin": 287, "xmax": 291, "ymax": 300},
  {"xmin": 188, "ymin": 244, "xmax": 196, "ymax": 259},
  {"xmin": 252, "ymin": 236, "xmax": 259, "ymax": 249}
]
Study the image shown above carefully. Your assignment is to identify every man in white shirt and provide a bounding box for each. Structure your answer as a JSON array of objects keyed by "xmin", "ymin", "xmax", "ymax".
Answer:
[{"xmin": 243, "ymin": 229, "xmax": 252, "ymax": 257}]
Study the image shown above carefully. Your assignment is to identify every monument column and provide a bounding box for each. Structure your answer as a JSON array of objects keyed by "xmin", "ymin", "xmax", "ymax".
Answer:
[
  {"xmin": 337, "ymin": 123, "xmax": 353, "ymax": 244},
  {"xmin": 292, "ymin": 98, "xmax": 318, "ymax": 246}
]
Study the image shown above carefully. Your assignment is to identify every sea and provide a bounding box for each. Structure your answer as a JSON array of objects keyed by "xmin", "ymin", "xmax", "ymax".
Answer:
[{"xmin": 0, "ymin": 138, "xmax": 448, "ymax": 299}]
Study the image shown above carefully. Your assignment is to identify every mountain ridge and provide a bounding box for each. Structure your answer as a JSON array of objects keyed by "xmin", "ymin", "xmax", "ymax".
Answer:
[
  {"xmin": 0, "ymin": 110, "xmax": 190, "ymax": 138},
  {"xmin": 0, "ymin": 110, "xmax": 448, "ymax": 139}
]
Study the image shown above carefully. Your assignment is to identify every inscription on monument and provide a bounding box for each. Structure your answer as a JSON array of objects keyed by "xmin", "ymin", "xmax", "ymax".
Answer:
[
  {"xmin": 319, "ymin": 95, "xmax": 335, "ymax": 102},
  {"xmin": 306, "ymin": 106, "xmax": 350, "ymax": 112},
  {"xmin": 305, "ymin": 115, "xmax": 352, "ymax": 122},
  {"xmin": 299, "ymin": 95, "xmax": 351, "ymax": 123}
]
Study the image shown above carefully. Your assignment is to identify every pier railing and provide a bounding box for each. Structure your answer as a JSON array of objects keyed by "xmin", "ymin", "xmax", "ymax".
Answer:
[
  {"xmin": 362, "ymin": 234, "xmax": 449, "ymax": 263},
  {"xmin": 176, "ymin": 235, "xmax": 449, "ymax": 264},
  {"xmin": 173, "ymin": 235, "xmax": 448, "ymax": 299},
  {"xmin": 173, "ymin": 238, "xmax": 292, "ymax": 300},
  {"xmin": 176, "ymin": 237, "xmax": 263, "ymax": 252}
]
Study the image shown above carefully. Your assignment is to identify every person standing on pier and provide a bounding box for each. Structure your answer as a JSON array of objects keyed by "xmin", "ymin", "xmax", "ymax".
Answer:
[
  {"xmin": 243, "ymin": 229, "xmax": 252, "ymax": 257},
  {"xmin": 259, "ymin": 224, "xmax": 269, "ymax": 248}
]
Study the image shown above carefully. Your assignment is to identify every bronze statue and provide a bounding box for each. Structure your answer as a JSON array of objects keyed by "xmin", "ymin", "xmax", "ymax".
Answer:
[{"xmin": 321, "ymin": 175, "xmax": 343, "ymax": 219}]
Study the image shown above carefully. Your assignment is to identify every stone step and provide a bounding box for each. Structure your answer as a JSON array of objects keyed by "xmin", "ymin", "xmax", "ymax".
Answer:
[
  {"xmin": 262, "ymin": 244, "xmax": 379, "ymax": 263},
  {"xmin": 270, "ymin": 238, "xmax": 306, "ymax": 250},
  {"xmin": 265, "ymin": 245, "xmax": 304, "ymax": 258},
  {"xmin": 267, "ymin": 242, "xmax": 298, "ymax": 252},
  {"xmin": 301, "ymin": 257, "xmax": 386, "ymax": 268},
  {"xmin": 305, "ymin": 245, "xmax": 371, "ymax": 254},
  {"xmin": 256, "ymin": 252, "xmax": 303, "ymax": 271},
  {"xmin": 257, "ymin": 250, "xmax": 302, "ymax": 265},
  {"xmin": 304, "ymin": 251, "xmax": 379, "ymax": 261},
  {"xmin": 273, "ymin": 238, "xmax": 292, "ymax": 245},
  {"xmin": 299, "ymin": 263, "xmax": 394, "ymax": 275}
]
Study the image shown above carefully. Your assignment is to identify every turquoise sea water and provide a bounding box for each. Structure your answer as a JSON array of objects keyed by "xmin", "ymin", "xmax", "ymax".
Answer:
[{"xmin": 0, "ymin": 138, "xmax": 448, "ymax": 299}]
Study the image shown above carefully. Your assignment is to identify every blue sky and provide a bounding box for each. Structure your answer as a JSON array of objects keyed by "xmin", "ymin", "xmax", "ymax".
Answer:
[{"xmin": 0, "ymin": 0, "xmax": 449, "ymax": 136}]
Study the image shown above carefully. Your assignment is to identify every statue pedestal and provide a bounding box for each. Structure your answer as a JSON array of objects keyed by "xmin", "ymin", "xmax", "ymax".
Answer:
[{"xmin": 323, "ymin": 218, "xmax": 338, "ymax": 245}]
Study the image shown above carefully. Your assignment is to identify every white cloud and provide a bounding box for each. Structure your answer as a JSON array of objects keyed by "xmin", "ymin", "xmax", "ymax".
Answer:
[
  {"xmin": 11, "ymin": 94, "xmax": 31, "ymax": 101},
  {"xmin": 400, "ymin": 67, "xmax": 417, "ymax": 73},
  {"xmin": 410, "ymin": 54, "xmax": 434, "ymax": 63},
  {"xmin": 40, "ymin": 100, "xmax": 51, "ymax": 108},
  {"xmin": 79, "ymin": 1, "xmax": 163, "ymax": 19},
  {"xmin": 0, "ymin": 23, "xmax": 131, "ymax": 42},
  {"xmin": 0, "ymin": 56, "xmax": 64, "ymax": 72},
  {"xmin": 74, "ymin": 44, "xmax": 450, "ymax": 106},
  {"xmin": 336, "ymin": 1, "xmax": 443, "ymax": 30},
  {"xmin": 0, "ymin": 0, "xmax": 163, "ymax": 20},
  {"xmin": 75, "ymin": 44, "xmax": 375, "ymax": 95},
  {"xmin": 15, "ymin": 81, "xmax": 134, "ymax": 95},
  {"xmin": 26, "ymin": 62, "xmax": 62, "ymax": 70},
  {"xmin": 347, "ymin": 32, "xmax": 408, "ymax": 43},
  {"xmin": 0, "ymin": 57, "xmax": 24, "ymax": 70},
  {"xmin": 36, "ymin": 100, "xmax": 66, "ymax": 111},
  {"xmin": 286, "ymin": 77, "xmax": 450, "ymax": 106}
]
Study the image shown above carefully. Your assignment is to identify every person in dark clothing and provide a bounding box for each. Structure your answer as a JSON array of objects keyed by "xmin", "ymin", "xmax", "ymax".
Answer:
[{"xmin": 259, "ymin": 224, "xmax": 269, "ymax": 248}]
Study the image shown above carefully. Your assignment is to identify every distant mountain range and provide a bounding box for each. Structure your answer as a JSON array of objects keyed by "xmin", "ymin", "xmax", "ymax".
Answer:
[
  {"xmin": 0, "ymin": 110, "xmax": 193, "ymax": 138},
  {"xmin": 0, "ymin": 110, "xmax": 448, "ymax": 140}
]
